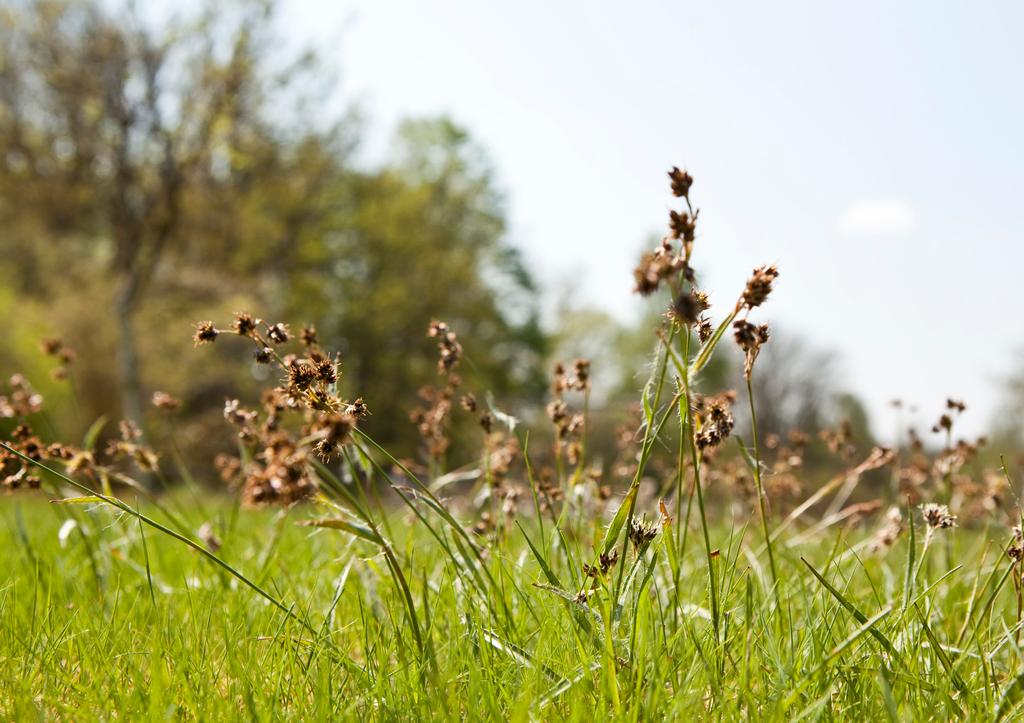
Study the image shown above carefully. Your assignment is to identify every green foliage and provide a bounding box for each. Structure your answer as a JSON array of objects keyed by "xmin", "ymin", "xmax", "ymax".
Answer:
[
  {"xmin": 0, "ymin": 0, "xmax": 547, "ymax": 461},
  {"xmin": 3, "ymin": 491, "xmax": 1024, "ymax": 720},
  {"xmin": 280, "ymin": 118, "xmax": 548, "ymax": 452}
]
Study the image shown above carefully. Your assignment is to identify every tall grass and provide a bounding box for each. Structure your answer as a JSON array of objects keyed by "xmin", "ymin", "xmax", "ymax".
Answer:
[{"xmin": 1, "ymin": 166, "xmax": 1021, "ymax": 720}]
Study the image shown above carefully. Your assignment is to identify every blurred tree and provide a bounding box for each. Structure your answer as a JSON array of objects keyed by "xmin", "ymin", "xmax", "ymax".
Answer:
[
  {"xmin": 744, "ymin": 330, "xmax": 875, "ymax": 472},
  {"xmin": 0, "ymin": 0, "xmax": 352, "ymax": 427},
  {"xmin": 0, "ymin": 1, "xmax": 548, "ymax": 467},
  {"xmin": 277, "ymin": 118, "xmax": 548, "ymax": 452},
  {"xmin": 747, "ymin": 334, "xmax": 840, "ymax": 438}
]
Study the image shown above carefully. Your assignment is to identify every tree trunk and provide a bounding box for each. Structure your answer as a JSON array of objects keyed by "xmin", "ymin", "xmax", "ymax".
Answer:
[{"xmin": 114, "ymin": 277, "xmax": 144, "ymax": 428}]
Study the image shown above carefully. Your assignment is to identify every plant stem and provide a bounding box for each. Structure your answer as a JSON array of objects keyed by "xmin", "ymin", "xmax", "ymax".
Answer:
[
  {"xmin": 681, "ymin": 362, "xmax": 719, "ymax": 642},
  {"xmin": 746, "ymin": 375, "xmax": 779, "ymax": 596}
]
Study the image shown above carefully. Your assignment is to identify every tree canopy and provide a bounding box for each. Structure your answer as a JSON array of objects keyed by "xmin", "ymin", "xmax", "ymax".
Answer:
[{"xmin": 0, "ymin": 0, "xmax": 547, "ymax": 462}]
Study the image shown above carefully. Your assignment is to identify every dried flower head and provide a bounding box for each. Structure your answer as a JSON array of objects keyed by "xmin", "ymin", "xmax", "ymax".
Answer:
[
  {"xmin": 428, "ymin": 320, "xmax": 463, "ymax": 374},
  {"xmin": 696, "ymin": 397, "xmax": 734, "ymax": 450},
  {"xmin": 628, "ymin": 516, "xmax": 659, "ymax": 548},
  {"xmin": 267, "ymin": 323, "xmax": 290, "ymax": 345},
  {"xmin": 668, "ymin": 210, "xmax": 696, "ymax": 242},
  {"xmin": 299, "ymin": 326, "xmax": 318, "ymax": 347},
  {"xmin": 151, "ymin": 391, "xmax": 181, "ymax": 411},
  {"xmin": 733, "ymin": 320, "xmax": 769, "ymax": 352},
  {"xmin": 40, "ymin": 338, "xmax": 64, "ymax": 356},
  {"xmin": 287, "ymin": 359, "xmax": 317, "ymax": 391},
  {"xmin": 583, "ymin": 550, "xmax": 619, "ymax": 578},
  {"xmin": 932, "ymin": 414, "xmax": 953, "ymax": 434},
  {"xmin": 671, "ymin": 290, "xmax": 709, "ymax": 326},
  {"xmin": 733, "ymin": 320, "xmax": 771, "ymax": 379},
  {"xmin": 311, "ymin": 412, "xmax": 356, "ymax": 460},
  {"xmin": 571, "ymin": 359, "xmax": 591, "ymax": 391},
  {"xmin": 312, "ymin": 356, "xmax": 338, "ymax": 385},
  {"xmin": 546, "ymin": 399, "xmax": 568, "ymax": 426},
  {"xmin": 345, "ymin": 398, "xmax": 369, "ymax": 418},
  {"xmin": 0, "ymin": 374, "xmax": 44, "ymax": 417},
  {"xmin": 410, "ymin": 379, "xmax": 458, "ymax": 460},
  {"xmin": 214, "ymin": 453, "xmax": 242, "ymax": 483},
  {"xmin": 696, "ymin": 316, "xmax": 713, "ymax": 344},
  {"xmin": 741, "ymin": 265, "xmax": 779, "ymax": 310},
  {"xmin": 104, "ymin": 420, "xmax": 160, "ymax": 473},
  {"xmin": 920, "ymin": 503, "xmax": 957, "ymax": 530},
  {"xmin": 1008, "ymin": 525, "xmax": 1024, "ymax": 564},
  {"xmin": 193, "ymin": 321, "xmax": 219, "ymax": 345},
  {"xmin": 119, "ymin": 419, "xmax": 142, "ymax": 441},
  {"xmin": 232, "ymin": 313, "xmax": 257, "ymax": 337},
  {"xmin": 633, "ymin": 238, "xmax": 691, "ymax": 296},
  {"xmin": 224, "ymin": 399, "xmax": 257, "ymax": 427},
  {"xmin": 668, "ymin": 167, "xmax": 693, "ymax": 198}
]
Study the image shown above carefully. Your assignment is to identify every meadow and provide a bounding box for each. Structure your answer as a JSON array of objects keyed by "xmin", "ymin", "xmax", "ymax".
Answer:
[
  {"xmin": 2, "ymin": 167, "xmax": 1022, "ymax": 721},
  {"xmin": 1, "ymin": 489, "xmax": 1021, "ymax": 719}
]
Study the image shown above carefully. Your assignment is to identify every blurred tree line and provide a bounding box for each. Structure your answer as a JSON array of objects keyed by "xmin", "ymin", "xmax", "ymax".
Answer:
[
  {"xmin": 0, "ymin": 0, "xmax": 547, "ymax": 467},
  {"xmin": 2, "ymin": 0, "xmax": 1013, "ymax": 490}
]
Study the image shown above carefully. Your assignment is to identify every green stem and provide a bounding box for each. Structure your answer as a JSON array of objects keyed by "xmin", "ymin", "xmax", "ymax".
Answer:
[
  {"xmin": 681, "ymin": 365, "xmax": 719, "ymax": 642},
  {"xmin": 746, "ymin": 375, "xmax": 779, "ymax": 594},
  {"xmin": 613, "ymin": 326, "xmax": 676, "ymax": 602}
]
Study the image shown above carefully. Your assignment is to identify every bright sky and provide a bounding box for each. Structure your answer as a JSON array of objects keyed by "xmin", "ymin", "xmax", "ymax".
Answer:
[{"xmin": 283, "ymin": 0, "xmax": 1023, "ymax": 439}]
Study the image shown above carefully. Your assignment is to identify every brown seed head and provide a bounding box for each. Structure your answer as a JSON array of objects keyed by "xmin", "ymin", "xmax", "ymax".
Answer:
[
  {"xmin": 301, "ymin": 326, "xmax": 319, "ymax": 347},
  {"xmin": 628, "ymin": 516, "xmax": 659, "ymax": 548},
  {"xmin": 119, "ymin": 419, "xmax": 142, "ymax": 441},
  {"xmin": 668, "ymin": 167, "xmax": 693, "ymax": 198},
  {"xmin": 345, "ymin": 398, "xmax": 369, "ymax": 417},
  {"xmin": 151, "ymin": 391, "xmax": 181, "ymax": 411},
  {"xmin": 193, "ymin": 321, "xmax": 219, "ymax": 345},
  {"xmin": 696, "ymin": 399, "xmax": 735, "ymax": 450},
  {"xmin": 696, "ymin": 316, "xmax": 713, "ymax": 344},
  {"xmin": 313, "ymin": 357, "xmax": 337, "ymax": 385},
  {"xmin": 40, "ymin": 338, "xmax": 63, "ymax": 356},
  {"xmin": 546, "ymin": 399, "xmax": 568, "ymax": 425},
  {"xmin": 428, "ymin": 320, "xmax": 463, "ymax": 374},
  {"xmin": 668, "ymin": 210, "xmax": 696, "ymax": 242},
  {"xmin": 224, "ymin": 399, "xmax": 257, "ymax": 426},
  {"xmin": 741, "ymin": 265, "xmax": 779, "ymax": 309},
  {"xmin": 571, "ymin": 359, "xmax": 591, "ymax": 391},
  {"xmin": 671, "ymin": 290, "xmax": 709, "ymax": 326},
  {"xmin": 232, "ymin": 313, "xmax": 257, "ymax": 337},
  {"xmin": 920, "ymin": 502, "xmax": 957, "ymax": 530},
  {"xmin": 267, "ymin": 323, "xmax": 290, "ymax": 345},
  {"xmin": 733, "ymin": 320, "xmax": 770, "ymax": 352},
  {"xmin": 287, "ymin": 359, "xmax": 317, "ymax": 391},
  {"xmin": 312, "ymin": 412, "xmax": 356, "ymax": 460},
  {"xmin": 633, "ymin": 239, "xmax": 691, "ymax": 296}
]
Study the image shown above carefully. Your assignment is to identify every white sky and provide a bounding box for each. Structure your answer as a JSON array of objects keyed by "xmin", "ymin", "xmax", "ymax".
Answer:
[{"xmin": 282, "ymin": 0, "xmax": 1024, "ymax": 438}]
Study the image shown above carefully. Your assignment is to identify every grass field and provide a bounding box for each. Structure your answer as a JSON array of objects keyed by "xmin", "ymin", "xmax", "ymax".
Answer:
[
  {"xmin": 1, "ymin": 487, "xmax": 1022, "ymax": 720},
  {"xmin": 2, "ymin": 168, "xmax": 1020, "ymax": 721}
]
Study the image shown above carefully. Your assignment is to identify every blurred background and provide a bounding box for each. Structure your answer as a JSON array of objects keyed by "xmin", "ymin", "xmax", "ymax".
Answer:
[{"xmin": 0, "ymin": 0, "xmax": 1021, "ymax": 482}]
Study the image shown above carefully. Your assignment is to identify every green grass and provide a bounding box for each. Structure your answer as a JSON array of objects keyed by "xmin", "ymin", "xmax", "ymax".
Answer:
[
  {"xmin": 1, "ymin": 172, "xmax": 1017, "ymax": 721},
  {"xmin": 2, "ymin": 491, "xmax": 1023, "ymax": 721}
]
